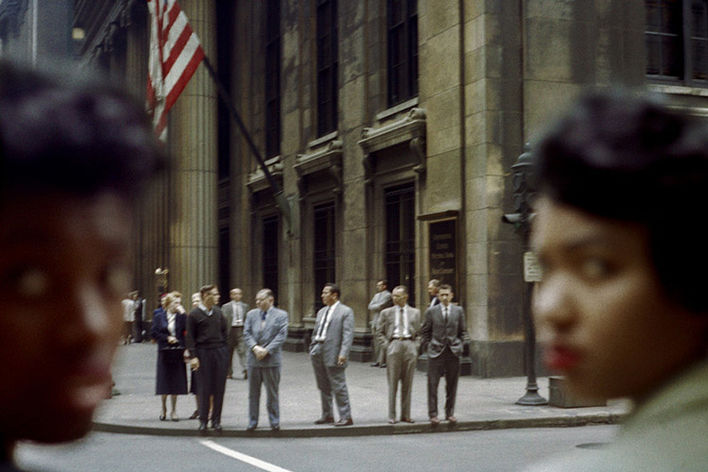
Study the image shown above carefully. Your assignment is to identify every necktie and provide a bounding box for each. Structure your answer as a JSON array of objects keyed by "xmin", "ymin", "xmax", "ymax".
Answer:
[
  {"xmin": 261, "ymin": 310, "xmax": 267, "ymax": 321},
  {"xmin": 443, "ymin": 306, "xmax": 448, "ymax": 324},
  {"xmin": 317, "ymin": 307, "xmax": 331, "ymax": 338},
  {"xmin": 400, "ymin": 307, "xmax": 407, "ymax": 336}
]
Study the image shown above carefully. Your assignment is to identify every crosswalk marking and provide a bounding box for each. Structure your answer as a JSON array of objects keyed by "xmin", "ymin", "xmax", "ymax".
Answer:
[{"xmin": 199, "ymin": 439, "xmax": 294, "ymax": 472}]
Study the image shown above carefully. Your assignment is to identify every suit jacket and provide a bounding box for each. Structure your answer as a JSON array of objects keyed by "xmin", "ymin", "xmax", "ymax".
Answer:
[
  {"xmin": 243, "ymin": 306, "xmax": 289, "ymax": 368},
  {"xmin": 377, "ymin": 304, "xmax": 421, "ymax": 349},
  {"xmin": 420, "ymin": 303, "xmax": 468, "ymax": 358},
  {"xmin": 150, "ymin": 311, "xmax": 187, "ymax": 349},
  {"xmin": 309, "ymin": 302, "xmax": 354, "ymax": 367},
  {"xmin": 223, "ymin": 301, "xmax": 249, "ymax": 333}
]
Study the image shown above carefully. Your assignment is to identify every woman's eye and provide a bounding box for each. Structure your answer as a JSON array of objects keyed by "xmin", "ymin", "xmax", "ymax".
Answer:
[
  {"xmin": 579, "ymin": 258, "xmax": 612, "ymax": 280},
  {"xmin": 2, "ymin": 266, "xmax": 50, "ymax": 298}
]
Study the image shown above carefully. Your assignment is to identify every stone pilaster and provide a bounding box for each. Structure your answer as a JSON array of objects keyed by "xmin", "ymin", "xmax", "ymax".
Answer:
[{"xmin": 168, "ymin": 0, "xmax": 219, "ymax": 297}]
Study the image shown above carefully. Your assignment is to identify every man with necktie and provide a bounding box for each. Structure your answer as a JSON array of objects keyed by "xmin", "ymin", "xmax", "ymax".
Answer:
[
  {"xmin": 223, "ymin": 288, "xmax": 249, "ymax": 380},
  {"xmin": 368, "ymin": 279, "xmax": 393, "ymax": 367},
  {"xmin": 420, "ymin": 284, "xmax": 468, "ymax": 425},
  {"xmin": 377, "ymin": 285, "xmax": 420, "ymax": 424},
  {"xmin": 243, "ymin": 288, "xmax": 288, "ymax": 432},
  {"xmin": 310, "ymin": 283, "xmax": 355, "ymax": 426},
  {"xmin": 186, "ymin": 285, "xmax": 229, "ymax": 434}
]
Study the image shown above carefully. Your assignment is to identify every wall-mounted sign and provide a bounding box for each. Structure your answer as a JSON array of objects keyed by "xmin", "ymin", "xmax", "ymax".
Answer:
[
  {"xmin": 429, "ymin": 219, "xmax": 457, "ymax": 289},
  {"xmin": 523, "ymin": 251, "xmax": 543, "ymax": 283}
]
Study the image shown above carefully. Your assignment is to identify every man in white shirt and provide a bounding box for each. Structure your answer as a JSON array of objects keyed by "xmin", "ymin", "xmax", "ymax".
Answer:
[{"xmin": 121, "ymin": 292, "xmax": 135, "ymax": 344}]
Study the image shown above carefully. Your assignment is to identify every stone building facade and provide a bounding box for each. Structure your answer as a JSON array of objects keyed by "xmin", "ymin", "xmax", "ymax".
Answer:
[{"xmin": 18, "ymin": 0, "xmax": 705, "ymax": 376}]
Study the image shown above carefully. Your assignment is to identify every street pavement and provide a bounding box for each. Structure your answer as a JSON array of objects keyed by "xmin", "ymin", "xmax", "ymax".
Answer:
[{"xmin": 96, "ymin": 342, "xmax": 628, "ymax": 438}]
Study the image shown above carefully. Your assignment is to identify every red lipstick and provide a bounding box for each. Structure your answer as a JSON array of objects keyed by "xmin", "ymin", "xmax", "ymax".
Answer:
[{"xmin": 544, "ymin": 345, "xmax": 582, "ymax": 371}]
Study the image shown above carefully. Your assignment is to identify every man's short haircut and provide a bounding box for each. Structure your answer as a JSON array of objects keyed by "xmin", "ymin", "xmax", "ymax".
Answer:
[
  {"xmin": 257, "ymin": 288, "xmax": 274, "ymax": 299},
  {"xmin": 200, "ymin": 284, "xmax": 217, "ymax": 299},
  {"xmin": 428, "ymin": 279, "xmax": 441, "ymax": 288},
  {"xmin": 393, "ymin": 285, "xmax": 408, "ymax": 294},
  {"xmin": 534, "ymin": 88, "xmax": 708, "ymax": 313},
  {"xmin": 378, "ymin": 280, "xmax": 388, "ymax": 287},
  {"xmin": 324, "ymin": 283, "xmax": 340, "ymax": 298},
  {"xmin": 0, "ymin": 60, "xmax": 163, "ymax": 202},
  {"xmin": 439, "ymin": 284, "xmax": 453, "ymax": 293}
]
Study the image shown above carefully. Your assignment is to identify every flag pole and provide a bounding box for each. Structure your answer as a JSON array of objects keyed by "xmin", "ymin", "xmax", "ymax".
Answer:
[{"xmin": 201, "ymin": 56, "xmax": 292, "ymax": 235}]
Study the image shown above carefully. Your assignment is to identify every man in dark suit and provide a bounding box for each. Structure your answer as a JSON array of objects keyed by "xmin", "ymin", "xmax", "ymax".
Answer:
[
  {"xmin": 223, "ymin": 287, "xmax": 249, "ymax": 380},
  {"xmin": 186, "ymin": 285, "xmax": 229, "ymax": 434},
  {"xmin": 310, "ymin": 283, "xmax": 354, "ymax": 426},
  {"xmin": 420, "ymin": 284, "xmax": 468, "ymax": 425},
  {"xmin": 132, "ymin": 291, "xmax": 145, "ymax": 343},
  {"xmin": 377, "ymin": 285, "xmax": 420, "ymax": 424},
  {"xmin": 243, "ymin": 288, "xmax": 288, "ymax": 431}
]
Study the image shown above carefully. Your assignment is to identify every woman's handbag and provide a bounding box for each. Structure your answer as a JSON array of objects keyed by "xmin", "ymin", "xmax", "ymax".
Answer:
[{"xmin": 160, "ymin": 345, "xmax": 185, "ymax": 364}]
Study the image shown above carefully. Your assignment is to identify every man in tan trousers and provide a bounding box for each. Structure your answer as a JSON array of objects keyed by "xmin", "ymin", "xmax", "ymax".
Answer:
[{"xmin": 377, "ymin": 285, "xmax": 420, "ymax": 423}]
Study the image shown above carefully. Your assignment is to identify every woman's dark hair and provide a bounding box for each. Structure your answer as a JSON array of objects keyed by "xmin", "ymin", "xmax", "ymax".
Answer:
[
  {"xmin": 533, "ymin": 88, "xmax": 708, "ymax": 313},
  {"xmin": 0, "ymin": 59, "xmax": 163, "ymax": 200}
]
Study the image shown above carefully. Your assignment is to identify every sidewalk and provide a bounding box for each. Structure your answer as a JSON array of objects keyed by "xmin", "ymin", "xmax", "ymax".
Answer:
[{"xmin": 95, "ymin": 343, "xmax": 628, "ymax": 438}]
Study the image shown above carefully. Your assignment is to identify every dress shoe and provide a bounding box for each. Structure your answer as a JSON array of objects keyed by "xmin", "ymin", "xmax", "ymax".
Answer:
[
  {"xmin": 212, "ymin": 423, "xmax": 223, "ymax": 434},
  {"xmin": 189, "ymin": 410, "xmax": 199, "ymax": 420},
  {"xmin": 314, "ymin": 416, "xmax": 334, "ymax": 425},
  {"xmin": 400, "ymin": 418, "xmax": 415, "ymax": 423},
  {"xmin": 446, "ymin": 416, "xmax": 457, "ymax": 424},
  {"xmin": 198, "ymin": 423, "xmax": 208, "ymax": 435},
  {"xmin": 271, "ymin": 425, "xmax": 280, "ymax": 432},
  {"xmin": 246, "ymin": 424, "xmax": 257, "ymax": 432},
  {"xmin": 388, "ymin": 419, "xmax": 396, "ymax": 424},
  {"xmin": 334, "ymin": 418, "xmax": 353, "ymax": 427},
  {"xmin": 430, "ymin": 416, "xmax": 440, "ymax": 425},
  {"xmin": 380, "ymin": 363, "xmax": 386, "ymax": 368},
  {"xmin": 370, "ymin": 362, "xmax": 379, "ymax": 367}
]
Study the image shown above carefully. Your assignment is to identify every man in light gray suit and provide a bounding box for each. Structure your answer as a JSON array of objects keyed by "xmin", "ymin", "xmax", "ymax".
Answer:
[
  {"xmin": 420, "ymin": 284, "xmax": 468, "ymax": 425},
  {"xmin": 222, "ymin": 288, "xmax": 249, "ymax": 380},
  {"xmin": 377, "ymin": 285, "xmax": 420, "ymax": 424},
  {"xmin": 310, "ymin": 283, "xmax": 354, "ymax": 426},
  {"xmin": 368, "ymin": 279, "xmax": 393, "ymax": 367},
  {"xmin": 243, "ymin": 288, "xmax": 288, "ymax": 432}
]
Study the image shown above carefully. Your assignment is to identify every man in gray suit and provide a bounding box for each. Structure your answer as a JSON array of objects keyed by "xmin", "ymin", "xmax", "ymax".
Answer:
[
  {"xmin": 243, "ymin": 288, "xmax": 288, "ymax": 432},
  {"xmin": 310, "ymin": 283, "xmax": 354, "ymax": 426},
  {"xmin": 223, "ymin": 288, "xmax": 249, "ymax": 380},
  {"xmin": 420, "ymin": 284, "xmax": 468, "ymax": 425},
  {"xmin": 378, "ymin": 285, "xmax": 420, "ymax": 424},
  {"xmin": 368, "ymin": 279, "xmax": 393, "ymax": 367}
]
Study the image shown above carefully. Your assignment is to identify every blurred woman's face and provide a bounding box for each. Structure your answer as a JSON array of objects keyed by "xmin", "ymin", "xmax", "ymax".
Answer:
[{"xmin": 531, "ymin": 197, "xmax": 707, "ymax": 401}]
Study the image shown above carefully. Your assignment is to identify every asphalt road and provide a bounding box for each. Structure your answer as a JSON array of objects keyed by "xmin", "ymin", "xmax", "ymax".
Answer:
[{"xmin": 16, "ymin": 425, "xmax": 618, "ymax": 472}]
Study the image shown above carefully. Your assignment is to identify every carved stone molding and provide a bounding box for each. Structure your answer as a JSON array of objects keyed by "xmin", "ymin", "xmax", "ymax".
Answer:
[
  {"xmin": 294, "ymin": 139, "xmax": 343, "ymax": 199},
  {"xmin": 358, "ymin": 107, "xmax": 426, "ymax": 183},
  {"xmin": 247, "ymin": 156, "xmax": 284, "ymax": 194}
]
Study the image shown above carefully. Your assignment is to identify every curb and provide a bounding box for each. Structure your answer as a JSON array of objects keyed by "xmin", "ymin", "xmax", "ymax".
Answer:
[{"xmin": 93, "ymin": 412, "xmax": 624, "ymax": 438}]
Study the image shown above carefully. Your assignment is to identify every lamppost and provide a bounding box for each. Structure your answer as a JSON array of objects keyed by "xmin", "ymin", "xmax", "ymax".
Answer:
[{"xmin": 502, "ymin": 144, "xmax": 547, "ymax": 406}]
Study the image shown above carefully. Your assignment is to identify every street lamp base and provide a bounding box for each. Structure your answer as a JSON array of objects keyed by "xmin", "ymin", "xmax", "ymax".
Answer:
[{"xmin": 516, "ymin": 390, "xmax": 548, "ymax": 406}]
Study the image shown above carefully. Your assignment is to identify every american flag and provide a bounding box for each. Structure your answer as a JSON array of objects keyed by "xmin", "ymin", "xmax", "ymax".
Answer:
[{"xmin": 147, "ymin": 0, "xmax": 205, "ymax": 140}]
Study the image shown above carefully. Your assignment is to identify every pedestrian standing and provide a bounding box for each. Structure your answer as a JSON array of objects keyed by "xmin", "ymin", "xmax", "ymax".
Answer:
[
  {"xmin": 186, "ymin": 285, "xmax": 228, "ymax": 434},
  {"xmin": 310, "ymin": 283, "xmax": 355, "ymax": 426},
  {"xmin": 121, "ymin": 292, "xmax": 135, "ymax": 344},
  {"xmin": 420, "ymin": 284, "xmax": 468, "ymax": 425},
  {"xmin": 368, "ymin": 279, "xmax": 392, "ymax": 368},
  {"xmin": 223, "ymin": 287, "xmax": 249, "ymax": 380},
  {"xmin": 243, "ymin": 288, "xmax": 288, "ymax": 431},
  {"xmin": 151, "ymin": 291, "xmax": 188, "ymax": 421},
  {"xmin": 378, "ymin": 285, "xmax": 420, "ymax": 423}
]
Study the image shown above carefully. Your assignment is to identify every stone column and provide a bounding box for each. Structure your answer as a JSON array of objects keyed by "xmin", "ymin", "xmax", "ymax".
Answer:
[{"xmin": 168, "ymin": 0, "xmax": 219, "ymax": 297}]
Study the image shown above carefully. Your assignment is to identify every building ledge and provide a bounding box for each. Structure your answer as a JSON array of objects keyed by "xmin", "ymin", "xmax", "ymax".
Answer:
[
  {"xmin": 247, "ymin": 156, "xmax": 283, "ymax": 193},
  {"xmin": 294, "ymin": 140, "xmax": 343, "ymax": 197}
]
